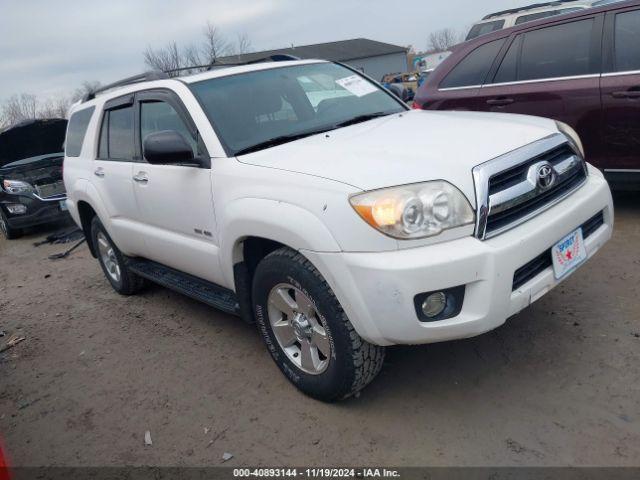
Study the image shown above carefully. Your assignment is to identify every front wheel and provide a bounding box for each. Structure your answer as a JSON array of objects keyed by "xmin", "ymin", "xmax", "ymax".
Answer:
[
  {"xmin": 252, "ymin": 247, "xmax": 385, "ymax": 401},
  {"xmin": 0, "ymin": 210, "xmax": 22, "ymax": 240}
]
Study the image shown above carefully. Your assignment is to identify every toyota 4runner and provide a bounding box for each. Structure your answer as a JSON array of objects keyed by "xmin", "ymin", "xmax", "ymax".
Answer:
[{"xmin": 64, "ymin": 59, "xmax": 613, "ymax": 401}]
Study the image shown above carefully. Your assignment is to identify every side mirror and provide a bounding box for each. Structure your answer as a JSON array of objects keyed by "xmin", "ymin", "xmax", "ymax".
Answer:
[{"xmin": 143, "ymin": 130, "xmax": 196, "ymax": 165}]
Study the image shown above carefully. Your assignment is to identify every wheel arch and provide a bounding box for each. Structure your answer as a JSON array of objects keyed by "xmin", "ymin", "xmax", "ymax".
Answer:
[{"xmin": 219, "ymin": 198, "xmax": 342, "ymax": 323}]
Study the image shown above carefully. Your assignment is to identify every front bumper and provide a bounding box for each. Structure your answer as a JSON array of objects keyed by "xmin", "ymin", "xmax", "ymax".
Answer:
[
  {"xmin": 305, "ymin": 171, "xmax": 613, "ymax": 346},
  {"xmin": 2, "ymin": 195, "xmax": 70, "ymax": 229}
]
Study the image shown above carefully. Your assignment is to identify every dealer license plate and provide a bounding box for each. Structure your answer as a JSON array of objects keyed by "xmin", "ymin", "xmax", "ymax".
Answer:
[
  {"xmin": 551, "ymin": 228, "xmax": 587, "ymax": 279},
  {"xmin": 59, "ymin": 200, "xmax": 68, "ymax": 211}
]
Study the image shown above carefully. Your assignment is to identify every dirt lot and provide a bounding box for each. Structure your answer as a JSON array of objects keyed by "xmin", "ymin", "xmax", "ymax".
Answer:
[{"xmin": 1, "ymin": 193, "xmax": 639, "ymax": 467}]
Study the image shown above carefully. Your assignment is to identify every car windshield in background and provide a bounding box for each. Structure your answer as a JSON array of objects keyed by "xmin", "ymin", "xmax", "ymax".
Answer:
[{"xmin": 189, "ymin": 62, "xmax": 405, "ymax": 156}]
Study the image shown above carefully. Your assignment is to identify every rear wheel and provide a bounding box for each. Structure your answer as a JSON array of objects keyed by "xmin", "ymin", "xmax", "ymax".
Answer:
[
  {"xmin": 252, "ymin": 247, "xmax": 385, "ymax": 401},
  {"xmin": 0, "ymin": 210, "xmax": 22, "ymax": 240},
  {"xmin": 90, "ymin": 216, "xmax": 145, "ymax": 295}
]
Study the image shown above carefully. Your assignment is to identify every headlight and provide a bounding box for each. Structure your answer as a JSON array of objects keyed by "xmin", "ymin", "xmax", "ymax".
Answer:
[
  {"xmin": 2, "ymin": 179, "xmax": 34, "ymax": 195},
  {"xmin": 555, "ymin": 121, "xmax": 584, "ymax": 158},
  {"xmin": 349, "ymin": 181, "xmax": 475, "ymax": 239}
]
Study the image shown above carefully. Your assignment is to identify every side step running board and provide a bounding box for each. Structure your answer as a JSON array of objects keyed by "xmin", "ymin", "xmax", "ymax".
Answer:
[{"xmin": 126, "ymin": 257, "xmax": 240, "ymax": 316}]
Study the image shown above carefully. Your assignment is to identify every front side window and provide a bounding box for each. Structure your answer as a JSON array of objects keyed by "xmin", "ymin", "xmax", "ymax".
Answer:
[
  {"xmin": 189, "ymin": 62, "xmax": 404, "ymax": 156},
  {"xmin": 140, "ymin": 101, "xmax": 198, "ymax": 155},
  {"xmin": 65, "ymin": 107, "xmax": 95, "ymax": 157},
  {"xmin": 614, "ymin": 9, "xmax": 640, "ymax": 72},
  {"xmin": 517, "ymin": 19, "xmax": 596, "ymax": 81},
  {"xmin": 466, "ymin": 20, "xmax": 505, "ymax": 41},
  {"xmin": 440, "ymin": 39, "xmax": 505, "ymax": 89}
]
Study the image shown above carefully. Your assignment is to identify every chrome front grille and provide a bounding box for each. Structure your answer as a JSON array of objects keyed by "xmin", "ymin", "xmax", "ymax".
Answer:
[{"xmin": 473, "ymin": 134, "xmax": 588, "ymax": 240}]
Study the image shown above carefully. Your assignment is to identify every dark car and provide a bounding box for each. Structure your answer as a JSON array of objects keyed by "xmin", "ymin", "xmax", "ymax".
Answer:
[
  {"xmin": 414, "ymin": 0, "xmax": 640, "ymax": 190},
  {"xmin": 0, "ymin": 118, "xmax": 69, "ymax": 239}
]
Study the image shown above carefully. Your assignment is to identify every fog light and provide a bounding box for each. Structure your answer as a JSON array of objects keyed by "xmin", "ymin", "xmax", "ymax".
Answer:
[
  {"xmin": 422, "ymin": 292, "xmax": 446, "ymax": 318},
  {"xmin": 6, "ymin": 204, "xmax": 27, "ymax": 215}
]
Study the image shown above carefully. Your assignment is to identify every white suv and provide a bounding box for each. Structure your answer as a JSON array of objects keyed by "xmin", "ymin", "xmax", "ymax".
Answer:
[{"xmin": 63, "ymin": 59, "xmax": 613, "ymax": 401}]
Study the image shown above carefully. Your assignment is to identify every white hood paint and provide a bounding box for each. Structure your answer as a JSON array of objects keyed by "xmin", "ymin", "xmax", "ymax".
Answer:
[{"xmin": 238, "ymin": 110, "xmax": 559, "ymax": 203}]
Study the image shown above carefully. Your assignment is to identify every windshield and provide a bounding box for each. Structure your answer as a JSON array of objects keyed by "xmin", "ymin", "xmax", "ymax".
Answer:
[{"xmin": 189, "ymin": 62, "xmax": 405, "ymax": 156}]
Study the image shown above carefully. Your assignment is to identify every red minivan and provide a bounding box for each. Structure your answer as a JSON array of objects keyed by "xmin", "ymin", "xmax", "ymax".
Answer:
[{"xmin": 414, "ymin": 0, "xmax": 640, "ymax": 190}]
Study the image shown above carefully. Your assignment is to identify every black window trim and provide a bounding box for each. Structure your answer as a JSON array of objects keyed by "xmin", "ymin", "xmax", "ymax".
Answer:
[
  {"xmin": 602, "ymin": 6, "xmax": 640, "ymax": 75},
  {"xmin": 134, "ymin": 88, "xmax": 211, "ymax": 168},
  {"xmin": 484, "ymin": 13, "xmax": 605, "ymax": 86}
]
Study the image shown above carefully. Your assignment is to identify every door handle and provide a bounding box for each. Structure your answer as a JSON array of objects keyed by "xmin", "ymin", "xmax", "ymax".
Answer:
[
  {"xmin": 486, "ymin": 97, "xmax": 514, "ymax": 106},
  {"xmin": 132, "ymin": 172, "xmax": 149, "ymax": 184},
  {"xmin": 94, "ymin": 168, "xmax": 105, "ymax": 178},
  {"xmin": 611, "ymin": 90, "xmax": 640, "ymax": 99}
]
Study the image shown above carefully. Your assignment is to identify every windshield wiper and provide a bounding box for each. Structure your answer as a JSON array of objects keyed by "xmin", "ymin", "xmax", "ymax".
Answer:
[
  {"xmin": 332, "ymin": 111, "xmax": 394, "ymax": 129},
  {"xmin": 234, "ymin": 126, "xmax": 334, "ymax": 156}
]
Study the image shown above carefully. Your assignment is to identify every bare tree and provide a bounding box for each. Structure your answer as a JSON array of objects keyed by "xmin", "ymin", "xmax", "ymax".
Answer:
[
  {"xmin": 427, "ymin": 28, "xmax": 463, "ymax": 52},
  {"xmin": 72, "ymin": 80, "xmax": 102, "ymax": 102},
  {"xmin": 202, "ymin": 21, "xmax": 231, "ymax": 63},
  {"xmin": 1, "ymin": 94, "xmax": 39, "ymax": 126},
  {"xmin": 39, "ymin": 96, "xmax": 71, "ymax": 119},
  {"xmin": 143, "ymin": 41, "xmax": 184, "ymax": 75},
  {"xmin": 236, "ymin": 32, "xmax": 253, "ymax": 55}
]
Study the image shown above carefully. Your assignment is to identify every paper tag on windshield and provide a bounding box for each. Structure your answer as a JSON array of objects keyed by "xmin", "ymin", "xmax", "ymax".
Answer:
[{"xmin": 335, "ymin": 75, "xmax": 378, "ymax": 97}]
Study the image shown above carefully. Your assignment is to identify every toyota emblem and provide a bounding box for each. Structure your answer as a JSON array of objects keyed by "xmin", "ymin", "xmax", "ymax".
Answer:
[{"xmin": 536, "ymin": 163, "xmax": 556, "ymax": 189}]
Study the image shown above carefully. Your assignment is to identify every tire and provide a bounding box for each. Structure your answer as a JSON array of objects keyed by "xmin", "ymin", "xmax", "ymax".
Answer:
[
  {"xmin": 90, "ymin": 216, "xmax": 145, "ymax": 295},
  {"xmin": 252, "ymin": 247, "xmax": 385, "ymax": 401},
  {"xmin": 0, "ymin": 210, "xmax": 22, "ymax": 240}
]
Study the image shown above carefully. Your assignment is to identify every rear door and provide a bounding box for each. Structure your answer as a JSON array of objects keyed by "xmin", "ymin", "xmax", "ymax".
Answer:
[
  {"xmin": 131, "ymin": 89, "xmax": 223, "ymax": 284},
  {"xmin": 92, "ymin": 95, "xmax": 145, "ymax": 255},
  {"xmin": 600, "ymin": 5, "xmax": 640, "ymax": 176},
  {"xmin": 477, "ymin": 15, "xmax": 604, "ymax": 165}
]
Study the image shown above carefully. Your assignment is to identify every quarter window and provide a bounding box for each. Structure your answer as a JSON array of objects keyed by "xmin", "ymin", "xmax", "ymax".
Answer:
[
  {"xmin": 65, "ymin": 107, "xmax": 95, "ymax": 157},
  {"xmin": 440, "ymin": 39, "xmax": 505, "ymax": 89},
  {"xmin": 466, "ymin": 20, "xmax": 505, "ymax": 41},
  {"xmin": 614, "ymin": 10, "xmax": 640, "ymax": 72}
]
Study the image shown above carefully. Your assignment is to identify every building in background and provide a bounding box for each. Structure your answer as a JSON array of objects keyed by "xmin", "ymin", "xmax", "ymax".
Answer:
[{"xmin": 217, "ymin": 38, "xmax": 408, "ymax": 81}]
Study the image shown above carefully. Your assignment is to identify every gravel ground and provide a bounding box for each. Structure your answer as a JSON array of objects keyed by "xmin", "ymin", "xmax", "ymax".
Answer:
[{"xmin": 0, "ymin": 193, "xmax": 639, "ymax": 467}]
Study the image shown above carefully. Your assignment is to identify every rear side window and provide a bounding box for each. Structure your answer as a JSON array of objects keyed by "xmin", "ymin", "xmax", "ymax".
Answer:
[
  {"xmin": 466, "ymin": 20, "xmax": 505, "ymax": 41},
  {"xmin": 65, "ymin": 107, "xmax": 95, "ymax": 157},
  {"xmin": 440, "ymin": 39, "xmax": 505, "ymax": 89},
  {"xmin": 517, "ymin": 19, "xmax": 596, "ymax": 81},
  {"xmin": 614, "ymin": 10, "xmax": 640, "ymax": 72},
  {"xmin": 98, "ymin": 106, "xmax": 134, "ymax": 160}
]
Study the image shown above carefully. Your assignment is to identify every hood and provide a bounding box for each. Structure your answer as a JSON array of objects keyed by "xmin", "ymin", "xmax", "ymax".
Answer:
[
  {"xmin": 237, "ymin": 110, "xmax": 559, "ymax": 203},
  {"xmin": 0, "ymin": 118, "xmax": 67, "ymax": 168}
]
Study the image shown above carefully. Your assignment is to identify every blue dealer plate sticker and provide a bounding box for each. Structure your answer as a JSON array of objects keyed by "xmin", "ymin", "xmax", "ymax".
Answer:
[
  {"xmin": 552, "ymin": 228, "xmax": 587, "ymax": 279},
  {"xmin": 59, "ymin": 200, "xmax": 68, "ymax": 211}
]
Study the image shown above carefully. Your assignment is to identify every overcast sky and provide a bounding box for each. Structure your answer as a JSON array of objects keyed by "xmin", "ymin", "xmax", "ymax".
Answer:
[{"xmin": 0, "ymin": 0, "xmax": 530, "ymax": 103}]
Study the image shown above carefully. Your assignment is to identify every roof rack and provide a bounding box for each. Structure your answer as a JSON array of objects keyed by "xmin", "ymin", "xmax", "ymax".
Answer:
[
  {"xmin": 82, "ymin": 54, "xmax": 301, "ymax": 103},
  {"xmin": 482, "ymin": 0, "xmax": 577, "ymax": 19},
  {"xmin": 82, "ymin": 71, "xmax": 169, "ymax": 102}
]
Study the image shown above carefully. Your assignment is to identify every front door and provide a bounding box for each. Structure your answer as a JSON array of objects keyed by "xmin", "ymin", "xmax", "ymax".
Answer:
[
  {"xmin": 600, "ymin": 6, "xmax": 640, "ymax": 182},
  {"xmin": 131, "ymin": 90, "xmax": 224, "ymax": 285}
]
